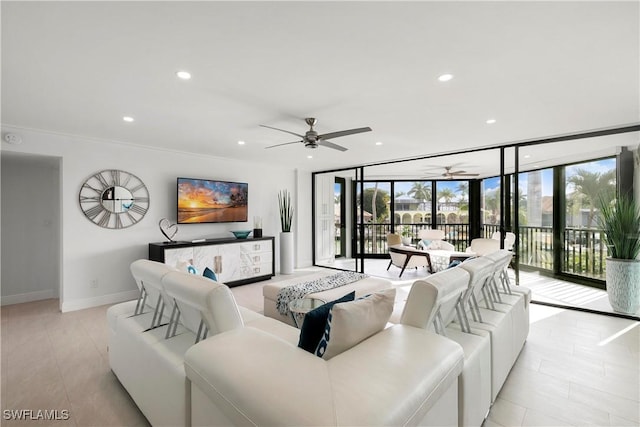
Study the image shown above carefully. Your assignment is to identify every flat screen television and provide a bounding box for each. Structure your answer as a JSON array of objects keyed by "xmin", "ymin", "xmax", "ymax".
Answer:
[{"xmin": 177, "ymin": 177, "xmax": 248, "ymax": 224}]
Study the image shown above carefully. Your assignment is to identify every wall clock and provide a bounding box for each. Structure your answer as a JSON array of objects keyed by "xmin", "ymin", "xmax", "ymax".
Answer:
[{"xmin": 79, "ymin": 169, "xmax": 149, "ymax": 229}]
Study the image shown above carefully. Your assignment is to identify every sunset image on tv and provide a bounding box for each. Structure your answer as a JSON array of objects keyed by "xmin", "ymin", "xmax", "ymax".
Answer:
[{"xmin": 177, "ymin": 178, "xmax": 248, "ymax": 223}]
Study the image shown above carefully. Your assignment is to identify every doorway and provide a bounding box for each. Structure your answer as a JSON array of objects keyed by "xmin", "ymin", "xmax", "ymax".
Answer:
[{"xmin": 1, "ymin": 152, "xmax": 62, "ymax": 308}]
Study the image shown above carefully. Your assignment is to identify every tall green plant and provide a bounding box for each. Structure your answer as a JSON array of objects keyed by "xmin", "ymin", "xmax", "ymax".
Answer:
[
  {"xmin": 597, "ymin": 195, "xmax": 640, "ymax": 260},
  {"xmin": 278, "ymin": 189, "xmax": 294, "ymax": 232}
]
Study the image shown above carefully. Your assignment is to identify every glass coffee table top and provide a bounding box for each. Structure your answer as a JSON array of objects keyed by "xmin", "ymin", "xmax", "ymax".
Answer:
[{"xmin": 288, "ymin": 297, "xmax": 326, "ymax": 327}]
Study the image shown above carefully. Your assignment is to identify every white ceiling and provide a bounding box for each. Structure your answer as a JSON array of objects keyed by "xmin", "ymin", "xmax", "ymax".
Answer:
[{"xmin": 2, "ymin": 1, "xmax": 639, "ymax": 175}]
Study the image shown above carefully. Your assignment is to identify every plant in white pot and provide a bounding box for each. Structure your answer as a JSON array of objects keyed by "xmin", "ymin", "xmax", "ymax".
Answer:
[
  {"xmin": 400, "ymin": 225, "xmax": 412, "ymax": 246},
  {"xmin": 597, "ymin": 195, "xmax": 640, "ymax": 315},
  {"xmin": 278, "ymin": 189, "xmax": 294, "ymax": 274}
]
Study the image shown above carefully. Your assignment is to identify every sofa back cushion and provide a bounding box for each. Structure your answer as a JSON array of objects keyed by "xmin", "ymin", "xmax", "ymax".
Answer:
[
  {"xmin": 457, "ymin": 256, "xmax": 495, "ymax": 308},
  {"xmin": 400, "ymin": 267, "xmax": 470, "ymax": 330},
  {"xmin": 162, "ymin": 271, "xmax": 244, "ymax": 336},
  {"xmin": 316, "ymin": 288, "xmax": 396, "ymax": 360},
  {"xmin": 130, "ymin": 259, "xmax": 175, "ymax": 312}
]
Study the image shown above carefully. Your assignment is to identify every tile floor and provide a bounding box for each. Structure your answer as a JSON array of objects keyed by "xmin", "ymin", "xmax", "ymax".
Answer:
[{"xmin": 1, "ymin": 273, "xmax": 638, "ymax": 426}]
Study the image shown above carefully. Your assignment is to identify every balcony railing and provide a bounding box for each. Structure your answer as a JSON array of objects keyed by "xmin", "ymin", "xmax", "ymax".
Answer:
[{"xmin": 357, "ymin": 222, "xmax": 608, "ymax": 281}]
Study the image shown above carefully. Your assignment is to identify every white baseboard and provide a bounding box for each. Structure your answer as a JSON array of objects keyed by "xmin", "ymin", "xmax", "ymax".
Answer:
[
  {"xmin": 1, "ymin": 289, "xmax": 56, "ymax": 306},
  {"xmin": 61, "ymin": 289, "xmax": 138, "ymax": 313}
]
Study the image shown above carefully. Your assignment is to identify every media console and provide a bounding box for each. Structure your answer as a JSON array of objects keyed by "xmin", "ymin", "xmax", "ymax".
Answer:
[{"xmin": 149, "ymin": 236, "xmax": 275, "ymax": 287}]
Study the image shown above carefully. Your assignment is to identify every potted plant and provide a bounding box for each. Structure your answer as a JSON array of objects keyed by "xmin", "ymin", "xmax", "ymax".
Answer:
[
  {"xmin": 400, "ymin": 225, "xmax": 412, "ymax": 246},
  {"xmin": 278, "ymin": 189, "xmax": 294, "ymax": 274},
  {"xmin": 597, "ymin": 195, "xmax": 640, "ymax": 314}
]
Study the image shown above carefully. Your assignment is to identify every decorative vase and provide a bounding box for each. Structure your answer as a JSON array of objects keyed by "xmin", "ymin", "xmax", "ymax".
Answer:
[
  {"xmin": 606, "ymin": 258, "xmax": 640, "ymax": 315},
  {"xmin": 253, "ymin": 228, "xmax": 263, "ymax": 238},
  {"xmin": 280, "ymin": 231, "xmax": 294, "ymax": 274},
  {"xmin": 402, "ymin": 237, "xmax": 411, "ymax": 246}
]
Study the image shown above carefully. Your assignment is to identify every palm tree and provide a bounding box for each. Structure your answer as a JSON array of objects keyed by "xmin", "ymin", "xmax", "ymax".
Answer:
[
  {"xmin": 437, "ymin": 188, "xmax": 456, "ymax": 203},
  {"xmin": 456, "ymin": 182, "xmax": 469, "ymax": 212},
  {"xmin": 567, "ymin": 168, "xmax": 616, "ymax": 227},
  {"xmin": 483, "ymin": 190, "xmax": 499, "ymax": 224},
  {"xmin": 456, "ymin": 182, "xmax": 469, "ymax": 201},
  {"xmin": 408, "ymin": 182, "xmax": 431, "ymax": 211}
]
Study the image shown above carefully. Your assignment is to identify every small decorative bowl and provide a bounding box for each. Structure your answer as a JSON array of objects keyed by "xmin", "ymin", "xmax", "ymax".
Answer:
[{"xmin": 230, "ymin": 230, "xmax": 252, "ymax": 239}]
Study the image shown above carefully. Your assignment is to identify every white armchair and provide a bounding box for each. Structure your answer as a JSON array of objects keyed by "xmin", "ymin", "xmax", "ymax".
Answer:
[
  {"xmin": 387, "ymin": 233, "xmax": 433, "ymax": 277},
  {"xmin": 417, "ymin": 229, "xmax": 455, "ymax": 251},
  {"xmin": 466, "ymin": 238, "xmax": 500, "ymax": 256},
  {"xmin": 491, "ymin": 231, "xmax": 516, "ymax": 251}
]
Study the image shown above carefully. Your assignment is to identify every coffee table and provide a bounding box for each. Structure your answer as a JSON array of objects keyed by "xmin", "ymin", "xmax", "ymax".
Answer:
[{"xmin": 288, "ymin": 297, "xmax": 326, "ymax": 328}]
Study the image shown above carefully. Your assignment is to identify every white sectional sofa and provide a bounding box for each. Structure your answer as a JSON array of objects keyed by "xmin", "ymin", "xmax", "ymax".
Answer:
[
  {"xmin": 108, "ymin": 260, "xmax": 464, "ymax": 426},
  {"xmin": 400, "ymin": 249, "xmax": 530, "ymax": 426},
  {"xmin": 108, "ymin": 250, "xmax": 529, "ymax": 427}
]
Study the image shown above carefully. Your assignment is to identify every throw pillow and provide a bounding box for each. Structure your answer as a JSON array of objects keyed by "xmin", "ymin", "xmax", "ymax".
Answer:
[
  {"xmin": 315, "ymin": 288, "xmax": 396, "ymax": 360},
  {"xmin": 203, "ymin": 267, "xmax": 217, "ymax": 281},
  {"xmin": 297, "ymin": 291, "xmax": 356, "ymax": 353},
  {"xmin": 418, "ymin": 239, "xmax": 432, "ymax": 249},
  {"xmin": 176, "ymin": 261, "xmax": 198, "ymax": 275}
]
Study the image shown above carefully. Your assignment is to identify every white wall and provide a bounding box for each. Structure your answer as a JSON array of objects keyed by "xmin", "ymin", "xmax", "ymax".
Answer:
[
  {"xmin": 1, "ymin": 126, "xmax": 311, "ymax": 311},
  {"xmin": 1, "ymin": 153, "xmax": 61, "ymax": 304}
]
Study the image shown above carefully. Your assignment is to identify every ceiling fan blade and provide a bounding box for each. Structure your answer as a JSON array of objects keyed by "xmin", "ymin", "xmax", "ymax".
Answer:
[
  {"xmin": 318, "ymin": 140, "xmax": 348, "ymax": 152},
  {"xmin": 318, "ymin": 127, "xmax": 372, "ymax": 140},
  {"xmin": 455, "ymin": 173, "xmax": 480, "ymax": 176},
  {"xmin": 264, "ymin": 140, "xmax": 302, "ymax": 149},
  {"xmin": 448, "ymin": 170, "xmax": 467, "ymax": 175},
  {"xmin": 260, "ymin": 124, "xmax": 305, "ymax": 138}
]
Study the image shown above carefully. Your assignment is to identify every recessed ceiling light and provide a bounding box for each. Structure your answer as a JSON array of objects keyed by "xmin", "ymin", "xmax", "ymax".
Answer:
[
  {"xmin": 486, "ymin": 119, "xmax": 497, "ymax": 124},
  {"xmin": 176, "ymin": 71, "xmax": 191, "ymax": 80},
  {"xmin": 307, "ymin": 155, "xmax": 313, "ymax": 159},
  {"xmin": 438, "ymin": 74, "xmax": 454, "ymax": 82},
  {"xmin": 375, "ymin": 141, "xmax": 383, "ymax": 146},
  {"xmin": 237, "ymin": 140, "xmax": 245, "ymax": 145},
  {"xmin": 123, "ymin": 116, "xmax": 134, "ymax": 122},
  {"xmin": 524, "ymin": 155, "xmax": 531, "ymax": 159}
]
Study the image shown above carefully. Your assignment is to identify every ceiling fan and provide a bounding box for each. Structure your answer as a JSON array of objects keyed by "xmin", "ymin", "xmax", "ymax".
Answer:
[
  {"xmin": 441, "ymin": 166, "xmax": 480, "ymax": 179},
  {"xmin": 261, "ymin": 118, "xmax": 371, "ymax": 152}
]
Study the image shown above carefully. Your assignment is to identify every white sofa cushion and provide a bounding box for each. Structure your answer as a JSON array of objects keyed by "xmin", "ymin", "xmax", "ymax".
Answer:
[
  {"xmin": 162, "ymin": 271, "xmax": 244, "ymax": 336},
  {"xmin": 316, "ymin": 288, "xmax": 396, "ymax": 359}
]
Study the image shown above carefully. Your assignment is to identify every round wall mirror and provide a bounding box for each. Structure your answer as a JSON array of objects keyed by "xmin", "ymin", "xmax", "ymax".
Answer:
[{"xmin": 101, "ymin": 186, "xmax": 134, "ymax": 213}]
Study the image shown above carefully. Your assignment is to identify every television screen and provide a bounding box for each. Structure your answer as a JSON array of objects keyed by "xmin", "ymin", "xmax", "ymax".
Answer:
[{"xmin": 177, "ymin": 178, "xmax": 248, "ymax": 224}]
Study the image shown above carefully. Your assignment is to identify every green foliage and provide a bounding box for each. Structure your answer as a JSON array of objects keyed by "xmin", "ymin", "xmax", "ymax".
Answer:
[
  {"xmin": 408, "ymin": 182, "xmax": 431, "ymax": 202},
  {"xmin": 568, "ymin": 168, "xmax": 616, "ymax": 227},
  {"xmin": 360, "ymin": 188, "xmax": 389, "ymax": 221},
  {"xmin": 597, "ymin": 195, "xmax": 640, "ymax": 260},
  {"xmin": 401, "ymin": 225, "xmax": 411, "ymax": 237},
  {"xmin": 437, "ymin": 188, "xmax": 456, "ymax": 203},
  {"xmin": 278, "ymin": 189, "xmax": 294, "ymax": 232}
]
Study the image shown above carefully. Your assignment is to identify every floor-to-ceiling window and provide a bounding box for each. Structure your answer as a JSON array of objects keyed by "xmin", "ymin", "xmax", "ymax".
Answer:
[
  {"xmin": 334, "ymin": 178, "xmax": 346, "ymax": 258},
  {"xmin": 355, "ymin": 181, "xmax": 391, "ymax": 257},
  {"xmin": 393, "ymin": 181, "xmax": 433, "ymax": 246},
  {"xmin": 516, "ymin": 168, "xmax": 554, "ymax": 271},
  {"xmin": 562, "ymin": 157, "xmax": 616, "ymax": 280},
  {"xmin": 481, "ymin": 176, "xmax": 501, "ymax": 238},
  {"xmin": 435, "ymin": 180, "xmax": 469, "ymax": 251}
]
